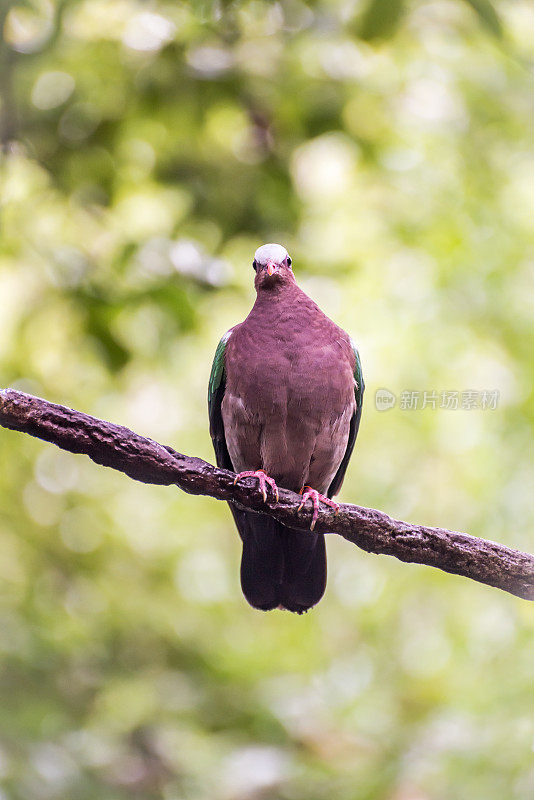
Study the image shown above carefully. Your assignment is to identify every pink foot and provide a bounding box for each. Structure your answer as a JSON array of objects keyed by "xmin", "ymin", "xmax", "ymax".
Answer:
[
  {"xmin": 233, "ymin": 469, "xmax": 279, "ymax": 503},
  {"xmin": 297, "ymin": 486, "xmax": 339, "ymax": 531}
]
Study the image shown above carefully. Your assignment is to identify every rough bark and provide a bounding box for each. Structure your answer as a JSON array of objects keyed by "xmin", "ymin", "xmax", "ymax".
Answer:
[{"xmin": 1, "ymin": 388, "xmax": 533, "ymax": 601}]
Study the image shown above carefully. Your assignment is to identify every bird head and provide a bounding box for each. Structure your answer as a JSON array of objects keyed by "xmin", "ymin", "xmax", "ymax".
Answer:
[{"xmin": 252, "ymin": 243, "xmax": 294, "ymax": 290}]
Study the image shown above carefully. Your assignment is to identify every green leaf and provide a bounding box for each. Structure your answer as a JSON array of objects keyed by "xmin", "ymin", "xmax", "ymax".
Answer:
[
  {"xmin": 358, "ymin": 0, "xmax": 405, "ymax": 41},
  {"xmin": 463, "ymin": 0, "xmax": 503, "ymax": 38}
]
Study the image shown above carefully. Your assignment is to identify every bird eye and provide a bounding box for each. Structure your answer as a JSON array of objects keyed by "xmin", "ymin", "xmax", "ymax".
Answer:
[
  {"xmin": 286, "ymin": 256, "xmax": 292, "ymax": 267},
  {"xmin": 252, "ymin": 260, "xmax": 258, "ymax": 271}
]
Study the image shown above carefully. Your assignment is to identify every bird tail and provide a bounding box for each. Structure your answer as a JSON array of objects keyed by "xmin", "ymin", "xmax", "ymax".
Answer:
[{"xmin": 230, "ymin": 506, "xmax": 327, "ymax": 613}]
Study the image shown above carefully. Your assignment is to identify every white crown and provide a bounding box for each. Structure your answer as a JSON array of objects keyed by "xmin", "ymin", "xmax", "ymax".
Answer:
[{"xmin": 254, "ymin": 243, "xmax": 289, "ymax": 265}]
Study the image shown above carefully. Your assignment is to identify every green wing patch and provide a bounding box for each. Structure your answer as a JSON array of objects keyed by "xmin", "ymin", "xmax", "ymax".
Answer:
[
  {"xmin": 350, "ymin": 338, "xmax": 365, "ymax": 411},
  {"xmin": 208, "ymin": 330, "xmax": 232, "ymax": 406},
  {"xmin": 327, "ymin": 338, "xmax": 364, "ymax": 498},
  {"xmin": 208, "ymin": 329, "xmax": 234, "ymax": 471}
]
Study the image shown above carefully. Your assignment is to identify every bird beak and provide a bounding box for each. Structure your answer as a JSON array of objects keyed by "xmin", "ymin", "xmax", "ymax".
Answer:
[{"xmin": 266, "ymin": 263, "xmax": 278, "ymax": 276}]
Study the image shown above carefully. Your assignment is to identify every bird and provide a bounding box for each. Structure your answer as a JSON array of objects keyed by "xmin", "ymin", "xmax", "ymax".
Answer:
[{"xmin": 208, "ymin": 243, "xmax": 364, "ymax": 613}]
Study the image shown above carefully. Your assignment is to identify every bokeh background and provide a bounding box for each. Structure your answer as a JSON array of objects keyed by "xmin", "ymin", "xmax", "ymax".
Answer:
[{"xmin": 1, "ymin": 1, "xmax": 534, "ymax": 798}]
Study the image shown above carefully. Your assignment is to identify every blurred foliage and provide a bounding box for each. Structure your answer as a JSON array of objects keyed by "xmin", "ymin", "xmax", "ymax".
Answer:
[{"xmin": 1, "ymin": 0, "xmax": 534, "ymax": 798}]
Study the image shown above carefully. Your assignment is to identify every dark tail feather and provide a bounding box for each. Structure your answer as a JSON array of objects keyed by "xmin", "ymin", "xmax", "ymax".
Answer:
[
  {"xmin": 230, "ymin": 506, "xmax": 327, "ymax": 613},
  {"xmin": 280, "ymin": 528, "xmax": 327, "ymax": 613},
  {"xmin": 231, "ymin": 506, "xmax": 283, "ymax": 611}
]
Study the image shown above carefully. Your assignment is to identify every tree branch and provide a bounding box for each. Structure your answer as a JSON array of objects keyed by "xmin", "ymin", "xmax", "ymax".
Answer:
[{"xmin": 1, "ymin": 388, "xmax": 533, "ymax": 601}]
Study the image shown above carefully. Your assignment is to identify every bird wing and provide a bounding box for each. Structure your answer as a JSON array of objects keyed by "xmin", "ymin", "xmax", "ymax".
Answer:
[
  {"xmin": 208, "ymin": 330, "xmax": 302, "ymax": 610},
  {"xmin": 208, "ymin": 329, "xmax": 234, "ymax": 471},
  {"xmin": 327, "ymin": 339, "xmax": 364, "ymax": 498}
]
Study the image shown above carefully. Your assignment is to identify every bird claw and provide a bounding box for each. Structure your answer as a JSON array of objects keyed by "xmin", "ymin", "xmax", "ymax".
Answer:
[
  {"xmin": 297, "ymin": 486, "xmax": 339, "ymax": 531},
  {"xmin": 233, "ymin": 469, "xmax": 279, "ymax": 503}
]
